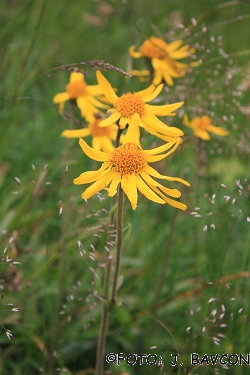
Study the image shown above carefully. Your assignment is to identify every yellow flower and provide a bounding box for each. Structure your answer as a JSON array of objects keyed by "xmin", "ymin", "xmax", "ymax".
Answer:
[
  {"xmin": 96, "ymin": 70, "xmax": 184, "ymax": 141},
  {"xmin": 74, "ymin": 116, "xmax": 189, "ymax": 210},
  {"xmin": 53, "ymin": 71, "xmax": 109, "ymax": 121},
  {"xmin": 183, "ymin": 114, "xmax": 229, "ymax": 140},
  {"xmin": 129, "ymin": 37, "xmax": 199, "ymax": 86},
  {"xmin": 61, "ymin": 115, "xmax": 118, "ymax": 153}
]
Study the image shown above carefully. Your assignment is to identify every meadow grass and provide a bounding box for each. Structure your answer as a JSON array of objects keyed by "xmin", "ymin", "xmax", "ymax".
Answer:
[{"xmin": 1, "ymin": 1, "xmax": 250, "ymax": 374}]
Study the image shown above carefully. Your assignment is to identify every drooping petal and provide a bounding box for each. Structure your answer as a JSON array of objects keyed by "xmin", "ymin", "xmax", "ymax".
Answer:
[
  {"xmin": 88, "ymin": 95, "xmax": 110, "ymax": 109},
  {"xmin": 107, "ymin": 172, "xmax": 121, "ymax": 196},
  {"xmin": 145, "ymin": 140, "xmax": 180, "ymax": 162},
  {"xmin": 145, "ymin": 138, "xmax": 180, "ymax": 156},
  {"xmin": 119, "ymin": 116, "xmax": 129, "ymax": 129},
  {"xmin": 81, "ymin": 170, "xmax": 115, "ymax": 199},
  {"xmin": 53, "ymin": 92, "xmax": 70, "ymax": 104},
  {"xmin": 152, "ymin": 67, "xmax": 164, "ymax": 86},
  {"xmin": 148, "ymin": 184, "xmax": 187, "ymax": 210},
  {"xmin": 136, "ymin": 175, "xmax": 165, "ymax": 204},
  {"xmin": 193, "ymin": 129, "xmax": 210, "ymax": 140},
  {"xmin": 144, "ymin": 165, "xmax": 190, "ymax": 186},
  {"xmin": 98, "ymin": 112, "xmax": 121, "ymax": 127},
  {"xmin": 61, "ymin": 128, "xmax": 90, "ymax": 138},
  {"xmin": 140, "ymin": 171, "xmax": 181, "ymax": 198},
  {"xmin": 145, "ymin": 101, "xmax": 184, "ymax": 116},
  {"xmin": 162, "ymin": 196, "xmax": 187, "ymax": 211},
  {"xmin": 142, "ymin": 113, "xmax": 184, "ymax": 136},
  {"xmin": 79, "ymin": 138, "xmax": 110, "ymax": 161},
  {"xmin": 100, "ymin": 136, "xmax": 115, "ymax": 153},
  {"xmin": 123, "ymin": 113, "xmax": 140, "ymax": 145},
  {"xmin": 92, "ymin": 136, "xmax": 102, "ymax": 151},
  {"xmin": 121, "ymin": 174, "xmax": 138, "ymax": 210},
  {"xmin": 96, "ymin": 70, "xmax": 118, "ymax": 103}
]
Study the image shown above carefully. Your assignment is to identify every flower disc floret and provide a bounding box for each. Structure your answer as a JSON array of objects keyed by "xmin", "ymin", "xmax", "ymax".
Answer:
[
  {"xmin": 110, "ymin": 143, "xmax": 147, "ymax": 175},
  {"xmin": 66, "ymin": 80, "xmax": 87, "ymax": 98},
  {"xmin": 89, "ymin": 118, "xmax": 113, "ymax": 137},
  {"xmin": 140, "ymin": 37, "xmax": 168, "ymax": 59},
  {"xmin": 115, "ymin": 93, "xmax": 145, "ymax": 118}
]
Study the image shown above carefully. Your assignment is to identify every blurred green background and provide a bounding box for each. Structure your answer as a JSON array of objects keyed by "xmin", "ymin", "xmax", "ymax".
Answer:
[{"xmin": 0, "ymin": 0, "xmax": 250, "ymax": 374}]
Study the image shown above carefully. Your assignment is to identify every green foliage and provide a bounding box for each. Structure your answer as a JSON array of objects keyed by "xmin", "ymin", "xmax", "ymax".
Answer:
[{"xmin": 1, "ymin": 0, "xmax": 250, "ymax": 374}]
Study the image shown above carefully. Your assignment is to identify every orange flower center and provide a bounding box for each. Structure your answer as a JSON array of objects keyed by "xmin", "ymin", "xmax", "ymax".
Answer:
[
  {"xmin": 66, "ymin": 80, "xmax": 88, "ymax": 99},
  {"xmin": 193, "ymin": 116, "xmax": 211, "ymax": 130},
  {"xmin": 115, "ymin": 93, "xmax": 145, "ymax": 118},
  {"xmin": 89, "ymin": 118, "xmax": 113, "ymax": 137},
  {"xmin": 110, "ymin": 143, "xmax": 147, "ymax": 175},
  {"xmin": 140, "ymin": 37, "xmax": 168, "ymax": 59}
]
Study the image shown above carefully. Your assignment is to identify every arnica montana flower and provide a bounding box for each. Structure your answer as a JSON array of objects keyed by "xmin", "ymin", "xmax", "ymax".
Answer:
[
  {"xmin": 96, "ymin": 70, "xmax": 184, "ymax": 141},
  {"xmin": 183, "ymin": 114, "xmax": 228, "ymax": 140},
  {"xmin": 61, "ymin": 114, "xmax": 118, "ymax": 152},
  {"xmin": 129, "ymin": 37, "xmax": 199, "ymax": 86},
  {"xmin": 74, "ymin": 115, "xmax": 190, "ymax": 210},
  {"xmin": 53, "ymin": 71, "xmax": 108, "ymax": 121}
]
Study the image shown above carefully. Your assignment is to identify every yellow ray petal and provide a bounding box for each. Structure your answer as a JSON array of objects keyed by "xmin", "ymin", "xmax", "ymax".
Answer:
[
  {"xmin": 74, "ymin": 163, "xmax": 110, "ymax": 185},
  {"xmin": 53, "ymin": 92, "xmax": 70, "ymax": 104},
  {"xmin": 162, "ymin": 196, "xmax": 187, "ymax": 211},
  {"xmin": 107, "ymin": 172, "xmax": 121, "ymax": 196},
  {"xmin": 167, "ymin": 40, "xmax": 183, "ymax": 51},
  {"xmin": 146, "ymin": 138, "xmax": 179, "ymax": 156},
  {"xmin": 137, "ymin": 84, "xmax": 156, "ymax": 98},
  {"xmin": 119, "ymin": 116, "xmax": 129, "ymax": 129},
  {"xmin": 87, "ymin": 85, "xmax": 105, "ymax": 96},
  {"xmin": 152, "ymin": 68, "xmax": 164, "ymax": 86},
  {"xmin": 81, "ymin": 170, "xmax": 115, "ymax": 199},
  {"xmin": 183, "ymin": 113, "xmax": 190, "ymax": 127},
  {"xmin": 142, "ymin": 113, "xmax": 183, "ymax": 136},
  {"xmin": 92, "ymin": 136, "xmax": 102, "ymax": 151},
  {"xmin": 70, "ymin": 72, "xmax": 84, "ymax": 83},
  {"xmin": 207, "ymin": 125, "xmax": 228, "ymax": 136},
  {"xmin": 136, "ymin": 175, "xmax": 165, "ymax": 205},
  {"xmin": 194, "ymin": 129, "xmax": 210, "ymax": 140},
  {"xmin": 142, "ymin": 84, "xmax": 164, "ymax": 103},
  {"xmin": 88, "ymin": 95, "xmax": 110, "ymax": 109},
  {"xmin": 140, "ymin": 171, "xmax": 181, "ymax": 198},
  {"xmin": 96, "ymin": 70, "xmax": 118, "ymax": 103},
  {"xmin": 79, "ymin": 138, "xmax": 110, "ymax": 161},
  {"xmin": 121, "ymin": 174, "xmax": 138, "ymax": 210},
  {"xmin": 145, "ymin": 101, "xmax": 184, "ymax": 116},
  {"xmin": 62, "ymin": 128, "xmax": 90, "ymax": 138},
  {"xmin": 128, "ymin": 45, "xmax": 142, "ymax": 58},
  {"xmin": 124, "ymin": 114, "xmax": 140, "ymax": 145},
  {"xmin": 100, "ymin": 136, "xmax": 115, "ymax": 153},
  {"xmin": 98, "ymin": 112, "xmax": 121, "ymax": 127},
  {"xmin": 148, "ymin": 184, "xmax": 187, "ymax": 210},
  {"xmin": 144, "ymin": 165, "xmax": 190, "ymax": 186}
]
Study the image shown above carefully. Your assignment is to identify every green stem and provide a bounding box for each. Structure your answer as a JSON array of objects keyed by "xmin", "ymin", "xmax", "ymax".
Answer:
[{"xmin": 111, "ymin": 184, "xmax": 124, "ymax": 304}]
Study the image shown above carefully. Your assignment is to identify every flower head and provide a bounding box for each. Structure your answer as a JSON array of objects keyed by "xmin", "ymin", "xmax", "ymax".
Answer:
[
  {"xmin": 74, "ymin": 118, "xmax": 189, "ymax": 210},
  {"xmin": 53, "ymin": 71, "xmax": 109, "ymax": 121},
  {"xmin": 61, "ymin": 114, "xmax": 119, "ymax": 152},
  {"xmin": 183, "ymin": 114, "xmax": 228, "ymax": 140},
  {"xmin": 96, "ymin": 70, "xmax": 184, "ymax": 141},
  {"xmin": 129, "ymin": 36, "xmax": 199, "ymax": 86}
]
